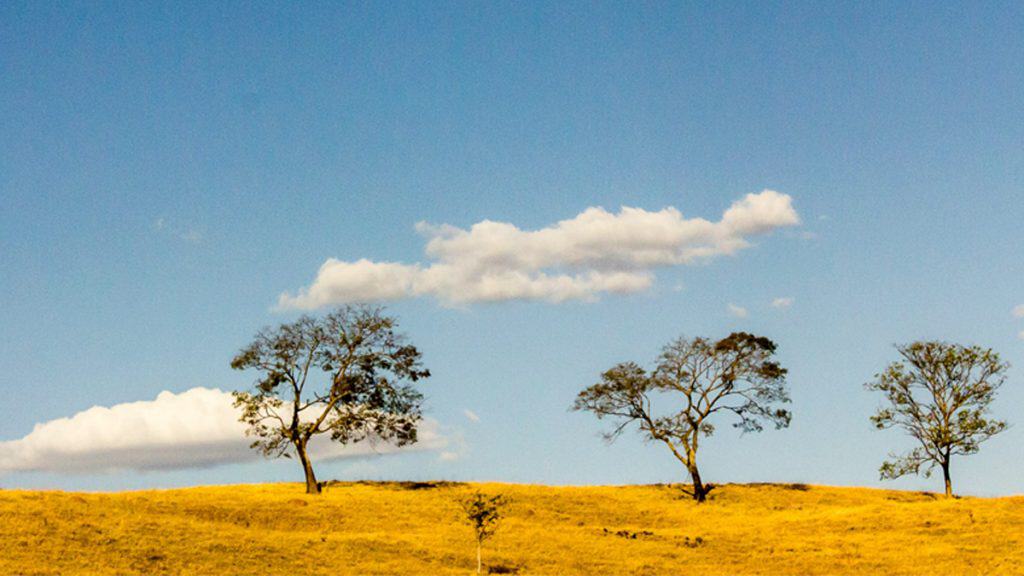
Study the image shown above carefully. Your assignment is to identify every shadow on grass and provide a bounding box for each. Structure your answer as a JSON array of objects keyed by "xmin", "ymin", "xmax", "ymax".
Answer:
[
  {"xmin": 739, "ymin": 482, "xmax": 812, "ymax": 491},
  {"xmin": 328, "ymin": 480, "xmax": 467, "ymax": 491}
]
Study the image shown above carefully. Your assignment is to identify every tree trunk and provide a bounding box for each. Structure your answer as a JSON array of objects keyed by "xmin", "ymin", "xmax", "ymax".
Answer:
[
  {"xmin": 296, "ymin": 442, "xmax": 321, "ymax": 495},
  {"xmin": 476, "ymin": 540, "xmax": 482, "ymax": 574},
  {"xmin": 688, "ymin": 463, "xmax": 708, "ymax": 503},
  {"xmin": 684, "ymin": 446, "xmax": 707, "ymax": 503},
  {"xmin": 942, "ymin": 459, "xmax": 952, "ymax": 498}
]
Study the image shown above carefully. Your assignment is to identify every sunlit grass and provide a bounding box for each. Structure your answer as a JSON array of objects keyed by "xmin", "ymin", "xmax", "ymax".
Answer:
[{"xmin": 1, "ymin": 482, "xmax": 1021, "ymax": 575}]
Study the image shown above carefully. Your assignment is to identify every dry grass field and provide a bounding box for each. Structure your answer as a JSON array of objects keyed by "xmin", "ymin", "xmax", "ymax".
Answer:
[{"xmin": 0, "ymin": 481, "xmax": 1021, "ymax": 575}]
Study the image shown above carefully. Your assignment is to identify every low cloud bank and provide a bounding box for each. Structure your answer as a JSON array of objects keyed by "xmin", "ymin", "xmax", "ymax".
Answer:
[{"xmin": 0, "ymin": 388, "xmax": 447, "ymax": 473}]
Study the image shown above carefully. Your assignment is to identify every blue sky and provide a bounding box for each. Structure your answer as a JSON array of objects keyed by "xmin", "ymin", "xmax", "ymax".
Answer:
[{"xmin": 1, "ymin": 2, "xmax": 1023, "ymax": 495}]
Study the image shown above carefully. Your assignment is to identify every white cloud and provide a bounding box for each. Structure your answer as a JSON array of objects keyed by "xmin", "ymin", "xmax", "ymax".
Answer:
[
  {"xmin": 727, "ymin": 303, "xmax": 749, "ymax": 318},
  {"xmin": 180, "ymin": 229, "xmax": 203, "ymax": 243},
  {"xmin": 771, "ymin": 297, "xmax": 794, "ymax": 309},
  {"xmin": 278, "ymin": 190, "xmax": 800, "ymax": 308},
  {"xmin": 438, "ymin": 451, "xmax": 460, "ymax": 462},
  {"xmin": 1019, "ymin": 330, "xmax": 1024, "ymax": 341},
  {"xmin": 154, "ymin": 217, "xmax": 203, "ymax": 244},
  {"xmin": 463, "ymin": 409, "xmax": 480, "ymax": 423},
  {"xmin": 0, "ymin": 388, "xmax": 447, "ymax": 474},
  {"xmin": 1013, "ymin": 304, "xmax": 1024, "ymax": 318}
]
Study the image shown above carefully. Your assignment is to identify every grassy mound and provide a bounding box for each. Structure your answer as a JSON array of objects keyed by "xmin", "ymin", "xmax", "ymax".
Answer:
[{"xmin": 1, "ymin": 482, "xmax": 1021, "ymax": 575}]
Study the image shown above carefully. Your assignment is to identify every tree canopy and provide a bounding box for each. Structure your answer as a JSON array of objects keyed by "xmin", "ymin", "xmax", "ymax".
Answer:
[
  {"xmin": 867, "ymin": 341, "xmax": 1008, "ymax": 497},
  {"xmin": 231, "ymin": 305, "xmax": 430, "ymax": 494},
  {"xmin": 573, "ymin": 332, "xmax": 790, "ymax": 502}
]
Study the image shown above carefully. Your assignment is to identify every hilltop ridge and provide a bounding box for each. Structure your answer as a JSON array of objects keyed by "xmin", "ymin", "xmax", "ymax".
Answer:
[{"xmin": 1, "ymin": 481, "xmax": 1021, "ymax": 575}]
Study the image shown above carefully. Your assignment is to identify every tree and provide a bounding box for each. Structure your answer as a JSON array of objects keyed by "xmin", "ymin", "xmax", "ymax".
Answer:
[
  {"xmin": 231, "ymin": 305, "xmax": 430, "ymax": 494},
  {"xmin": 573, "ymin": 332, "xmax": 790, "ymax": 502},
  {"xmin": 459, "ymin": 491, "xmax": 510, "ymax": 574},
  {"xmin": 866, "ymin": 341, "xmax": 1009, "ymax": 497}
]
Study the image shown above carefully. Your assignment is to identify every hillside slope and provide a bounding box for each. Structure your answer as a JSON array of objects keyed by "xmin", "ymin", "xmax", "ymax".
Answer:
[{"xmin": 0, "ymin": 482, "xmax": 1021, "ymax": 575}]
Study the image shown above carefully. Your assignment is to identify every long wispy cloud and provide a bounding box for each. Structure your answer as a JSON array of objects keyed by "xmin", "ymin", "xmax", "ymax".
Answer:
[
  {"xmin": 278, "ymin": 190, "xmax": 799, "ymax": 309},
  {"xmin": 0, "ymin": 388, "xmax": 448, "ymax": 474}
]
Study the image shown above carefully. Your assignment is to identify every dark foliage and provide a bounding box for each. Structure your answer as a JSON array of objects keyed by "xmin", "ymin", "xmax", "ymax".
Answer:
[
  {"xmin": 573, "ymin": 332, "xmax": 791, "ymax": 502},
  {"xmin": 231, "ymin": 305, "xmax": 429, "ymax": 493}
]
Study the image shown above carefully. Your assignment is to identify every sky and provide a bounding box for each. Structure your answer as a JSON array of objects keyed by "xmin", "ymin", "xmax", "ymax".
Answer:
[{"xmin": 1, "ymin": 2, "xmax": 1023, "ymax": 495}]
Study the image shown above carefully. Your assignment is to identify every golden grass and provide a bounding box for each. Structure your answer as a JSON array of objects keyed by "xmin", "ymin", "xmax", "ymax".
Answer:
[{"xmin": 1, "ymin": 481, "xmax": 1021, "ymax": 575}]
